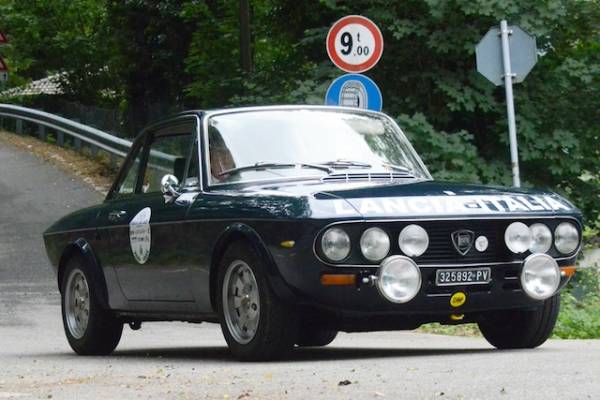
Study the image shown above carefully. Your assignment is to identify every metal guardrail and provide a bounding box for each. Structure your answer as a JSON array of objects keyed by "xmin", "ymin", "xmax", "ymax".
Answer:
[
  {"xmin": 0, "ymin": 103, "xmax": 132, "ymax": 160},
  {"xmin": 0, "ymin": 104, "xmax": 176, "ymax": 167}
]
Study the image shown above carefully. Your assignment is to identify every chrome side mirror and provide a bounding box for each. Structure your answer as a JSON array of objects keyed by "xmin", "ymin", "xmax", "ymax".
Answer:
[{"xmin": 160, "ymin": 174, "xmax": 181, "ymax": 197}]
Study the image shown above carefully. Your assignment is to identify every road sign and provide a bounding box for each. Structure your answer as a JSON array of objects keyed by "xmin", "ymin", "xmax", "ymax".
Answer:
[
  {"xmin": 0, "ymin": 57, "xmax": 7, "ymax": 72},
  {"xmin": 326, "ymin": 15, "xmax": 383, "ymax": 73},
  {"xmin": 0, "ymin": 32, "xmax": 7, "ymax": 44},
  {"xmin": 476, "ymin": 21, "xmax": 538, "ymax": 188},
  {"xmin": 476, "ymin": 25, "xmax": 537, "ymax": 86},
  {"xmin": 325, "ymin": 73, "xmax": 382, "ymax": 111},
  {"xmin": 0, "ymin": 72, "xmax": 7, "ymax": 82}
]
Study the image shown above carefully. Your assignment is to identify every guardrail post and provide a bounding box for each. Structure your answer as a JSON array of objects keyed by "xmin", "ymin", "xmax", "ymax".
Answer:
[
  {"xmin": 57, "ymin": 131, "xmax": 64, "ymax": 147},
  {"xmin": 74, "ymin": 137, "xmax": 81, "ymax": 150},
  {"xmin": 16, "ymin": 119, "xmax": 23, "ymax": 135},
  {"xmin": 90, "ymin": 145, "xmax": 98, "ymax": 157},
  {"xmin": 38, "ymin": 125, "xmax": 46, "ymax": 141}
]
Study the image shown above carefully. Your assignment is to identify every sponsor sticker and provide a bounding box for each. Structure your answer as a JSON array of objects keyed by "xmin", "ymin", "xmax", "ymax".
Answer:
[{"xmin": 129, "ymin": 207, "xmax": 151, "ymax": 264}]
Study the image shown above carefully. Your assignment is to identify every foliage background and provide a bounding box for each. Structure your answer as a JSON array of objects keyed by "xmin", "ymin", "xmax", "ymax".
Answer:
[{"xmin": 1, "ymin": 0, "xmax": 597, "ymax": 231}]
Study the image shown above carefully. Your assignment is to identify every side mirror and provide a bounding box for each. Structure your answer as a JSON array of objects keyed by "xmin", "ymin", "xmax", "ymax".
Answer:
[{"xmin": 160, "ymin": 174, "xmax": 181, "ymax": 197}]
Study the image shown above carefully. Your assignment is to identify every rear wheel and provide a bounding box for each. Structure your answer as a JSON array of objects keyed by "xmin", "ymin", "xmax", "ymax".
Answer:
[
  {"xmin": 217, "ymin": 242, "xmax": 297, "ymax": 361},
  {"xmin": 60, "ymin": 255, "xmax": 123, "ymax": 355},
  {"xmin": 296, "ymin": 327, "xmax": 338, "ymax": 347},
  {"xmin": 478, "ymin": 294, "xmax": 560, "ymax": 349}
]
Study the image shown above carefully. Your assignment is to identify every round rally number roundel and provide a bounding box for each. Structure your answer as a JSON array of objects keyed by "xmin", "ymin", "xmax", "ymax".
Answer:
[{"xmin": 326, "ymin": 15, "xmax": 384, "ymax": 73}]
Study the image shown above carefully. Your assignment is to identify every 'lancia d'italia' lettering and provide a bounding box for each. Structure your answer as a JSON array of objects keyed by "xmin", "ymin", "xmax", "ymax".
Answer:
[
  {"xmin": 381, "ymin": 198, "xmax": 407, "ymax": 213},
  {"xmin": 334, "ymin": 199, "xmax": 356, "ymax": 215},
  {"xmin": 332, "ymin": 195, "xmax": 572, "ymax": 216},
  {"xmin": 359, "ymin": 199, "xmax": 383, "ymax": 214},
  {"xmin": 502, "ymin": 197, "xmax": 530, "ymax": 212},
  {"xmin": 543, "ymin": 196, "xmax": 571, "ymax": 211}
]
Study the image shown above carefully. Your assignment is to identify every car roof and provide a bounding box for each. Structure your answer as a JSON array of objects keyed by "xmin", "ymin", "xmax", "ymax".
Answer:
[{"xmin": 148, "ymin": 105, "xmax": 388, "ymax": 128}]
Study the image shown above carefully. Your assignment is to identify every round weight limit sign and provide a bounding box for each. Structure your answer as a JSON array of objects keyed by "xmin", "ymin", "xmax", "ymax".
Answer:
[{"xmin": 326, "ymin": 15, "xmax": 384, "ymax": 73}]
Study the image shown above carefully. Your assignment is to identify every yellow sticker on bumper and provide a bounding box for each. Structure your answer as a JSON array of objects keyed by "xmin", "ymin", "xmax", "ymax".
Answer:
[{"xmin": 450, "ymin": 292, "xmax": 467, "ymax": 308}]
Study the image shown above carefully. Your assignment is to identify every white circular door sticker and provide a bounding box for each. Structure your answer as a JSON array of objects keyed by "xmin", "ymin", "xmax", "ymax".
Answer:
[{"xmin": 129, "ymin": 207, "xmax": 151, "ymax": 264}]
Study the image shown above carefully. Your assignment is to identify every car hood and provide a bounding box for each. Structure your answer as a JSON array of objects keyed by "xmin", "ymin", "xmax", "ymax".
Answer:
[{"xmin": 241, "ymin": 179, "xmax": 579, "ymax": 219}]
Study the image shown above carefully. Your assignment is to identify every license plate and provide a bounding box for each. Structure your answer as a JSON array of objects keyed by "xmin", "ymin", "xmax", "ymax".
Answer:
[{"xmin": 435, "ymin": 267, "xmax": 492, "ymax": 286}]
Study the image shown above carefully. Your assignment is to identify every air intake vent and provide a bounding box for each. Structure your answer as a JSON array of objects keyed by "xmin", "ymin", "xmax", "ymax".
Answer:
[{"xmin": 321, "ymin": 172, "xmax": 411, "ymax": 183}]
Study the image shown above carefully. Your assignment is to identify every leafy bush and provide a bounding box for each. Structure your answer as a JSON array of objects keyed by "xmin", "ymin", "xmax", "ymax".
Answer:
[{"xmin": 553, "ymin": 267, "xmax": 600, "ymax": 339}]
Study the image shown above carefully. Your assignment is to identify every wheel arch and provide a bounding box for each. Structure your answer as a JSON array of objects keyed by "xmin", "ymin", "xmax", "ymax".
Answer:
[
  {"xmin": 209, "ymin": 223, "xmax": 294, "ymax": 310},
  {"xmin": 57, "ymin": 238, "xmax": 110, "ymax": 310}
]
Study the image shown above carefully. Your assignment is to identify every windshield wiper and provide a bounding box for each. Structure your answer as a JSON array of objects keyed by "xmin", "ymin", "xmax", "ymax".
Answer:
[
  {"xmin": 218, "ymin": 161, "xmax": 334, "ymax": 177},
  {"xmin": 317, "ymin": 159, "xmax": 415, "ymax": 176},
  {"xmin": 381, "ymin": 162, "xmax": 411, "ymax": 173},
  {"xmin": 317, "ymin": 159, "xmax": 372, "ymax": 169}
]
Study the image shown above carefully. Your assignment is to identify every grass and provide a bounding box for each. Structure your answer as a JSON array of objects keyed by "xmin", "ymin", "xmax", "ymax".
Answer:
[
  {"xmin": 417, "ymin": 323, "xmax": 481, "ymax": 337},
  {"xmin": 553, "ymin": 267, "xmax": 600, "ymax": 339}
]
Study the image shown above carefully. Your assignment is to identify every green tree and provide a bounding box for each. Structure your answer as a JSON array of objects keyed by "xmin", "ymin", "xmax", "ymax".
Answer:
[{"xmin": 0, "ymin": 0, "xmax": 114, "ymax": 101}]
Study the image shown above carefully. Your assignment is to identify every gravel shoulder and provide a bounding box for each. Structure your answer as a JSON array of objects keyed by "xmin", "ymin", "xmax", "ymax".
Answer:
[{"xmin": 0, "ymin": 130, "xmax": 114, "ymax": 195}]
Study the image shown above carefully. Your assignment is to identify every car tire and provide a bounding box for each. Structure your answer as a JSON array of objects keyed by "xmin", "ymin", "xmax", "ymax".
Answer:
[
  {"xmin": 296, "ymin": 327, "xmax": 338, "ymax": 347},
  {"xmin": 60, "ymin": 254, "xmax": 123, "ymax": 355},
  {"xmin": 478, "ymin": 294, "xmax": 560, "ymax": 349},
  {"xmin": 217, "ymin": 241, "xmax": 297, "ymax": 361}
]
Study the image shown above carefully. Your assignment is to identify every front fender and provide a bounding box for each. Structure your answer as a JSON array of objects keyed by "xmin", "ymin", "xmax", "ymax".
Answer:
[
  {"xmin": 209, "ymin": 223, "xmax": 296, "ymax": 310},
  {"xmin": 57, "ymin": 238, "xmax": 110, "ymax": 310}
]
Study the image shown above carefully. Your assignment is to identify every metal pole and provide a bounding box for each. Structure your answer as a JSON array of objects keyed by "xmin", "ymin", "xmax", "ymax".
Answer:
[{"xmin": 500, "ymin": 20, "xmax": 520, "ymax": 187}]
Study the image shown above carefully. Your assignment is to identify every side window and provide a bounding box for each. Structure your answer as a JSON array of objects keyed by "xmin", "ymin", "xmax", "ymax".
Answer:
[
  {"xmin": 116, "ymin": 144, "xmax": 145, "ymax": 195},
  {"xmin": 141, "ymin": 131, "xmax": 197, "ymax": 194}
]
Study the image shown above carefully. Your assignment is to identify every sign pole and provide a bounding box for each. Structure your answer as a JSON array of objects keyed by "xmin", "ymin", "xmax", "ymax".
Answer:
[{"xmin": 500, "ymin": 20, "xmax": 520, "ymax": 187}]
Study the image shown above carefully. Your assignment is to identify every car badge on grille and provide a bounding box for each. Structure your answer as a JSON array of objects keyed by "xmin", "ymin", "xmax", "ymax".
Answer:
[{"xmin": 451, "ymin": 230, "xmax": 475, "ymax": 256}]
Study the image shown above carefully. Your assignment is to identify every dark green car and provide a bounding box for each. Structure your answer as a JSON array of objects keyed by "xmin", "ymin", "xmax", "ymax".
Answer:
[{"xmin": 43, "ymin": 106, "xmax": 583, "ymax": 360}]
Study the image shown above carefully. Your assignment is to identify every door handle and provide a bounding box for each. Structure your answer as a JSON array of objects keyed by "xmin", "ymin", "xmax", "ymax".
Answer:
[{"xmin": 108, "ymin": 210, "xmax": 127, "ymax": 223}]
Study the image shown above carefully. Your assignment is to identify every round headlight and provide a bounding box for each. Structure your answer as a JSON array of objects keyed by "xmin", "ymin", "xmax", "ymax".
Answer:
[
  {"xmin": 529, "ymin": 223, "xmax": 552, "ymax": 254},
  {"xmin": 520, "ymin": 254, "xmax": 560, "ymax": 300},
  {"xmin": 376, "ymin": 256, "xmax": 422, "ymax": 303},
  {"xmin": 554, "ymin": 222, "xmax": 579, "ymax": 254},
  {"xmin": 398, "ymin": 224, "xmax": 429, "ymax": 257},
  {"xmin": 321, "ymin": 228, "xmax": 351, "ymax": 262},
  {"xmin": 504, "ymin": 222, "xmax": 531, "ymax": 254},
  {"xmin": 360, "ymin": 227, "xmax": 390, "ymax": 262}
]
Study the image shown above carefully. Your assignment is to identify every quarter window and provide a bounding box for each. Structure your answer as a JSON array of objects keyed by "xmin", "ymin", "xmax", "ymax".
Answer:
[
  {"xmin": 141, "ymin": 130, "xmax": 197, "ymax": 194},
  {"xmin": 116, "ymin": 145, "xmax": 144, "ymax": 195}
]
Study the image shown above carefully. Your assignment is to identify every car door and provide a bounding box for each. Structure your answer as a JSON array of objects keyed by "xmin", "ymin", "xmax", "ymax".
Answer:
[{"xmin": 99, "ymin": 117, "xmax": 200, "ymax": 302}]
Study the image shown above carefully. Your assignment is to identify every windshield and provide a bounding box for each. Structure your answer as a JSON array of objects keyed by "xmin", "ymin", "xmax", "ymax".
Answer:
[{"xmin": 206, "ymin": 109, "xmax": 430, "ymax": 185}]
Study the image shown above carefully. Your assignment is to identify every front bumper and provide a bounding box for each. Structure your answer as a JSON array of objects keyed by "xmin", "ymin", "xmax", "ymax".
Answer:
[{"xmin": 271, "ymin": 249, "xmax": 576, "ymax": 316}]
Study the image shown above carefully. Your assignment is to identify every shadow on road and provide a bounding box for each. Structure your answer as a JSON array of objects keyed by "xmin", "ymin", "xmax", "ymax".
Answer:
[{"xmin": 33, "ymin": 346, "xmax": 496, "ymax": 363}]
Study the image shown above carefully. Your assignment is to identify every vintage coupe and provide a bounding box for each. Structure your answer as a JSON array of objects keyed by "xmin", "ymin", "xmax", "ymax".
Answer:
[{"xmin": 43, "ymin": 106, "xmax": 582, "ymax": 360}]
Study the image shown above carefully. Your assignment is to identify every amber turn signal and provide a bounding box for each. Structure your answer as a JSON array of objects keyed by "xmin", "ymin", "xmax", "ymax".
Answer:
[
  {"xmin": 560, "ymin": 266, "xmax": 576, "ymax": 277},
  {"xmin": 320, "ymin": 274, "xmax": 356, "ymax": 286}
]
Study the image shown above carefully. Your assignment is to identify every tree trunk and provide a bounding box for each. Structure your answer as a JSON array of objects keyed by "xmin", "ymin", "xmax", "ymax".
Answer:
[{"xmin": 239, "ymin": 0, "xmax": 252, "ymax": 73}]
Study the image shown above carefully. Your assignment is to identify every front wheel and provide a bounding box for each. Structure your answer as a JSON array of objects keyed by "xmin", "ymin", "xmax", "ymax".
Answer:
[
  {"xmin": 60, "ymin": 255, "xmax": 123, "ymax": 355},
  {"xmin": 217, "ymin": 242, "xmax": 297, "ymax": 361},
  {"xmin": 478, "ymin": 294, "xmax": 560, "ymax": 349}
]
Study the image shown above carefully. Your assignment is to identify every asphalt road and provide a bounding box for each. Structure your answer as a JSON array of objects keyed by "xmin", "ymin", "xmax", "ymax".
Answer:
[{"xmin": 1, "ymin": 142, "xmax": 599, "ymax": 400}]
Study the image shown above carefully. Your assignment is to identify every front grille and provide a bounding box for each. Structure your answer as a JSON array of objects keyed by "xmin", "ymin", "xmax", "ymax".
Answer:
[
  {"xmin": 412, "ymin": 220, "xmax": 508, "ymax": 265},
  {"xmin": 317, "ymin": 217, "xmax": 579, "ymax": 266}
]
